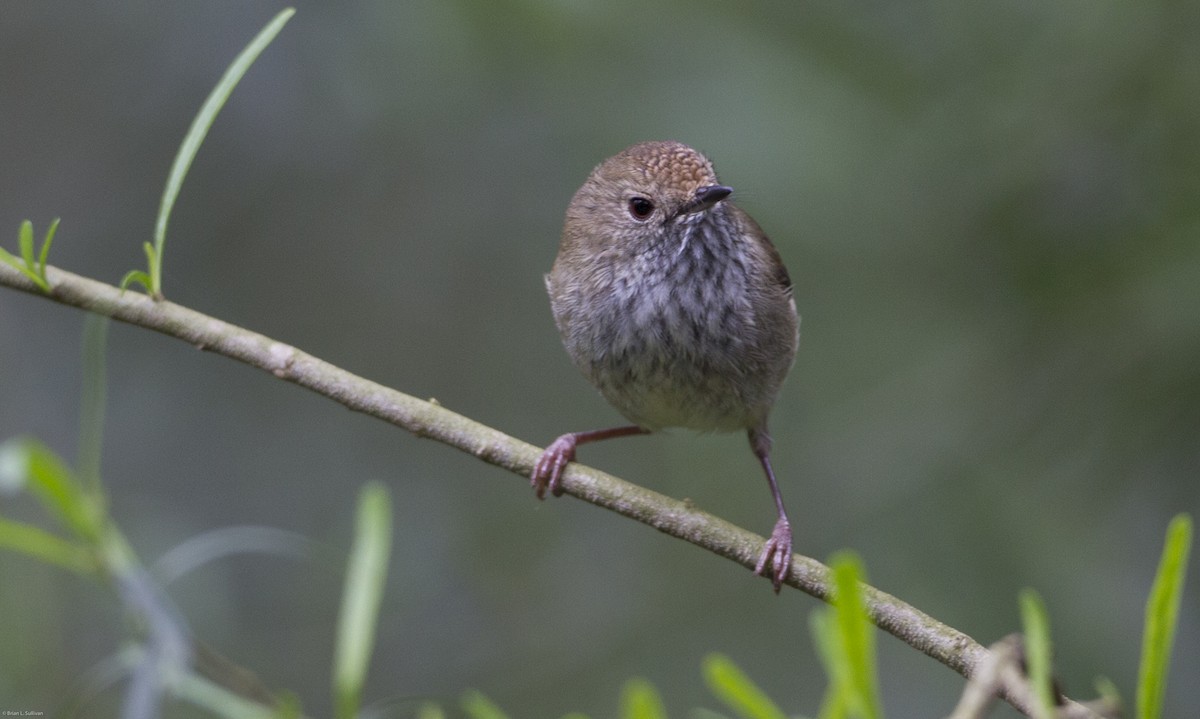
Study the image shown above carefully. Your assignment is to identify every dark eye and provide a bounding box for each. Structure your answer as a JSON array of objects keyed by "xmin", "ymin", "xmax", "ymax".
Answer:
[{"xmin": 628, "ymin": 196, "xmax": 655, "ymax": 220}]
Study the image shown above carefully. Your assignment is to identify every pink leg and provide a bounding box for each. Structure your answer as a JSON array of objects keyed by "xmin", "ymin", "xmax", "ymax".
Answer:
[
  {"xmin": 532, "ymin": 425, "xmax": 649, "ymax": 499},
  {"xmin": 749, "ymin": 427, "xmax": 793, "ymax": 593}
]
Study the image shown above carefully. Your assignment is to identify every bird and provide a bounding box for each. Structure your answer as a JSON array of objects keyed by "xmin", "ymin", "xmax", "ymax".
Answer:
[{"xmin": 533, "ymin": 140, "xmax": 799, "ymax": 592}]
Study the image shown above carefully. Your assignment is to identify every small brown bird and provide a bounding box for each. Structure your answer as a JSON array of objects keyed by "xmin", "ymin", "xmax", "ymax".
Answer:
[{"xmin": 533, "ymin": 141, "xmax": 800, "ymax": 592}]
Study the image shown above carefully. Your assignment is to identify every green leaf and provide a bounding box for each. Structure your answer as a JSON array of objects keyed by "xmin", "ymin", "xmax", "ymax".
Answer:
[
  {"xmin": 0, "ymin": 437, "xmax": 102, "ymax": 542},
  {"xmin": 142, "ymin": 239, "xmax": 157, "ymax": 267},
  {"xmin": 1137, "ymin": 513, "xmax": 1192, "ymax": 719},
  {"xmin": 829, "ymin": 552, "xmax": 880, "ymax": 719},
  {"xmin": 703, "ymin": 653, "xmax": 787, "ymax": 719},
  {"xmin": 621, "ymin": 678, "xmax": 667, "ymax": 719},
  {"xmin": 811, "ymin": 612, "xmax": 847, "ymax": 719},
  {"xmin": 0, "ymin": 517, "xmax": 95, "ymax": 573},
  {"xmin": 1018, "ymin": 589, "xmax": 1055, "ymax": 719},
  {"xmin": 139, "ymin": 239, "xmax": 161, "ymax": 298},
  {"xmin": 332, "ymin": 482, "xmax": 392, "ymax": 719},
  {"xmin": 37, "ymin": 217, "xmax": 59, "ymax": 274},
  {"xmin": 461, "ymin": 690, "xmax": 511, "ymax": 719},
  {"xmin": 1, "ymin": 220, "xmax": 54, "ymax": 292},
  {"xmin": 271, "ymin": 692, "xmax": 304, "ymax": 719},
  {"xmin": 18, "ymin": 219, "xmax": 35, "ymax": 266},
  {"xmin": 173, "ymin": 669, "xmax": 284, "ymax": 719},
  {"xmin": 416, "ymin": 703, "xmax": 447, "ymax": 719},
  {"xmin": 0, "ymin": 245, "xmax": 46, "ymax": 290},
  {"xmin": 811, "ymin": 553, "xmax": 880, "ymax": 719},
  {"xmin": 119, "ymin": 269, "xmax": 154, "ymax": 293},
  {"xmin": 149, "ymin": 7, "xmax": 295, "ymax": 298},
  {"xmin": 0, "ymin": 244, "xmax": 19, "ymax": 268}
]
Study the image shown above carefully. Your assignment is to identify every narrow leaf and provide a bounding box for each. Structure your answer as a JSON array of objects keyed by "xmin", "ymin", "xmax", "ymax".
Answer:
[
  {"xmin": 2, "ymin": 220, "xmax": 52, "ymax": 291},
  {"xmin": 1137, "ymin": 514, "xmax": 1192, "ymax": 719},
  {"xmin": 811, "ymin": 611, "xmax": 847, "ymax": 719},
  {"xmin": 18, "ymin": 219, "xmax": 35, "ymax": 266},
  {"xmin": 37, "ymin": 217, "xmax": 60, "ymax": 273},
  {"xmin": 119, "ymin": 269, "xmax": 154, "ymax": 293},
  {"xmin": 0, "ymin": 437, "xmax": 100, "ymax": 541},
  {"xmin": 1018, "ymin": 589, "xmax": 1055, "ymax": 719},
  {"xmin": 0, "ymin": 245, "xmax": 22, "ymax": 270},
  {"xmin": 0, "ymin": 517, "xmax": 95, "ymax": 573},
  {"xmin": 332, "ymin": 482, "xmax": 392, "ymax": 719},
  {"xmin": 172, "ymin": 669, "xmax": 282, "ymax": 719},
  {"xmin": 461, "ymin": 690, "xmax": 510, "ymax": 719},
  {"xmin": 620, "ymin": 678, "xmax": 666, "ymax": 719},
  {"xmin": 702, "ymin": 653, "xmax": 787, "ymax": 719},
  {"xmin": 151, "ymin": 7, "xmax": 294, "ymax": 297},
  {"xmin": 142, "ymin": 242, "xmax": 160, "ymax": 298},
  {"xmin": 829, "ymin": 552, "xmax": 881, "ymax": 719},
  {"xmin": 0, "ymin": 245, "xmax": 48, "ymax": 290}
]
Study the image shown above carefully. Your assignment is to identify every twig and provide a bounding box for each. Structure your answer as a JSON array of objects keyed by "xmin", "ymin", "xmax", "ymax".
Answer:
[
  {"xmin": 947, "ymin": 636, "xmax": 1117, "ymax": 719},
  {"xmin": 1, "ymin": 262, "xmax": 1097, "ymax": 717}
]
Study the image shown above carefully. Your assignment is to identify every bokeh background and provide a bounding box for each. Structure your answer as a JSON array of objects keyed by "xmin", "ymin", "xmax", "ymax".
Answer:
[{"xmin": 1, "ymin": 1, "xmax": 1197, "ymax": 716}]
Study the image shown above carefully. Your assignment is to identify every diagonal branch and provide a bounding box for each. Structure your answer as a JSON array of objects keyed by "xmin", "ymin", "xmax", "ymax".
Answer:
[{"xmin": 0, "ymin": 262, "xmax": 1098, "ymax": 718}]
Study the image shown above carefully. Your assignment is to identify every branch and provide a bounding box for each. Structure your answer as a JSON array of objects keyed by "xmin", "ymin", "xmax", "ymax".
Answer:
[
  {"xmin": 1, "ymin": 262, "xmax": 1098, "ymax": 718},
  {"xmin": 946, "ymin": 635, "xmax": 1119, "ymax": 719}
]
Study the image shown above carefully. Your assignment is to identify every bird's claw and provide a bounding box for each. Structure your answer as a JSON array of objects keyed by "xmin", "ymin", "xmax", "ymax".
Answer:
[
  {"xmin": 531, "ymin": 434, "xmax": 577, "ymax": 499},
  {"xmin": 754, "ymin": 517, "xmax": 793, "ymax": 593}
]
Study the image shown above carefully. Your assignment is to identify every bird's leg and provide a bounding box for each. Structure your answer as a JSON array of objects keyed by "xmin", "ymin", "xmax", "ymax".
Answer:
[
  {"xmin": 749, "ymin": 427, "xmax": 793, "ymax": 593},
  {"xmin": 532, "ymin": 425, "xmax": 649, "ymax": 499}
]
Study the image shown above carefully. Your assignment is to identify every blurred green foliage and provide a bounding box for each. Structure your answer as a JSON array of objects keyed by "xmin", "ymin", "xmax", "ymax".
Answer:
[
  {"xmin": 812, "ymin": 553, "xmax": 881, "ymax": 719},
  {"xmin": 1, "ymin": 2, "xmax": 1196, "ymax": 717},
  {"xmin": 1018, "ymin": 589, "xmax": 1056, "ymax": 719}
]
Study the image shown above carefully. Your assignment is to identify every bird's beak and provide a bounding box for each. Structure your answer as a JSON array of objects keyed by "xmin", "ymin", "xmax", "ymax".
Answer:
[{"xmin": 676, "ymin": 184, "xmax": 733, "ymax": 218}]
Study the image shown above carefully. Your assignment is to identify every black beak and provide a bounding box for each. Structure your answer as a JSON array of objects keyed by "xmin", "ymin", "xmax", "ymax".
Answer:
[{"xmin": 675, "ymin": 184, "xmax": 733, "ymax": 218}]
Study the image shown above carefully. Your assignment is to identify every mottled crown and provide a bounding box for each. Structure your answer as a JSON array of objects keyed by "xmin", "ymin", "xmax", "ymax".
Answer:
[{"xmin": 595, "ymin": 140, "xmax": 719, "ymax": 196}]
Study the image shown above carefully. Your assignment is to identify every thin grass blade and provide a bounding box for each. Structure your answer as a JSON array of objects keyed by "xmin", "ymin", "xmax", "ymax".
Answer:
[
  {"xmin": 0, "ymin": 517, "xmax": 95, "ymax": 573},
  {"xmin": 829, "ymin": 552, "xmax": 881, "ymax": 719},
  {"xmin": 332, "ymin": 482, "xmax": 392, "ymax": 719},
  {"xmin": 37, "ymin": 217, "xmax": 59, "ymax": 272},
  {"xmin": 118, "ymin": 269, "xmax": 153, "ymax": 293},
  {"xmin": 18, "ymin": 219, "xmax": 35, "ymax": 266},
  {"xmin": 0, "ymin": 246, "xmax": 45, "ymax": 288},
  {"xmin": 1137, "ymin": 514, "xmax": 1192, "ymax": 719},
  {"xmin": 0, "ymin": 437, "xmax": 100, "ymax": 541},
  {"xmin": 620, "ymin": 678, "xmax": 667, "ymax": 719},
  {"xmin": 151, "ymin": 7, "xmax": 295, "ymax": 295},
  {"xmin": 703, "ymin": 653, "xmax": 788, "ymax": 719},
  {"xmin": 1018, "ymin": 589, "xmax": 1055, "ymax": 719}
]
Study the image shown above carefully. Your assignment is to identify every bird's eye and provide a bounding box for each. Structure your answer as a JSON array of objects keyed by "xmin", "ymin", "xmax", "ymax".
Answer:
[{"xmin": 627, "ymin": 196, "xmax": 655, "ymax": 220}]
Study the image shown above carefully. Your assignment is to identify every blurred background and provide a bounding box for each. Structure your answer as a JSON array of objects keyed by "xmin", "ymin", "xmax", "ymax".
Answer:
[{"xmin": 1, "ymin": 1, "xmax": 1197, "ymax": 716}]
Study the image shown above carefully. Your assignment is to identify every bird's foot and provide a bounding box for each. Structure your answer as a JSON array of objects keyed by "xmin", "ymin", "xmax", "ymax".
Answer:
[
  {"xmin": 754, "ymin": 517, "xmax": 793, "ymax": 593},
  {"xmin": 531, "ymin": 433, "xmax": 578, "ymax": 499}
]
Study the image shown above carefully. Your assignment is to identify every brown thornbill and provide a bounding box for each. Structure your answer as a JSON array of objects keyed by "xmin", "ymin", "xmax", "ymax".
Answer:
[{"xmin": 534, "ymin": 140, "xmax": 800, "ymax": 592}]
